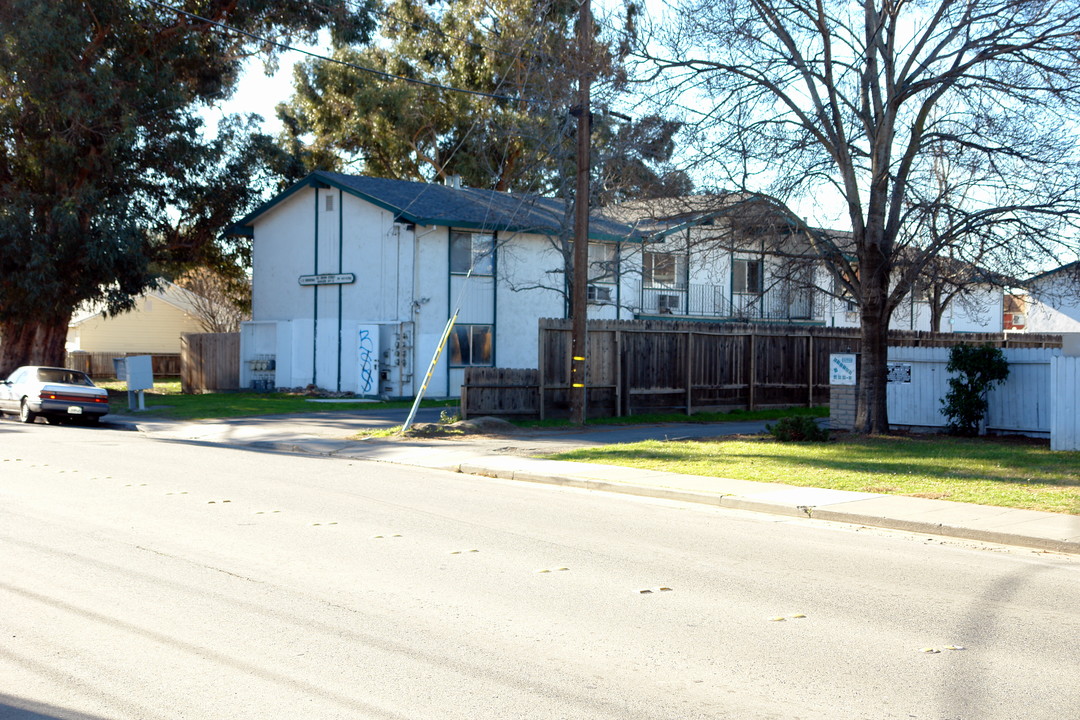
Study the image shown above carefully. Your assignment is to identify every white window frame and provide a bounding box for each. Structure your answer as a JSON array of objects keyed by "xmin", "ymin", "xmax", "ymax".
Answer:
[
  {"xmin": 732, "ymin": 257, "xmax": 764, "ymax": 294},
  {"xmin": 643, "ymin": 251, "xmax": 687, "ymax": 289}
]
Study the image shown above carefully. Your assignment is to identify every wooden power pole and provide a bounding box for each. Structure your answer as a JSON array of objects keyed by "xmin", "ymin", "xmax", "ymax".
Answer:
[{"xmin": 569, "ymin": 0, "xmax": 592, "ymax": 426}]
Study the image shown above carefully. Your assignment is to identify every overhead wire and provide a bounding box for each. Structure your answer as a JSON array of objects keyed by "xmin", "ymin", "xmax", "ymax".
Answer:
[
  {"xmin": 138, "ymin": 0, "xmax": 619, "ymax": 240},
  {"xmin": 138, "ymin": 0, "xmax": 544, "ymax": 104}
]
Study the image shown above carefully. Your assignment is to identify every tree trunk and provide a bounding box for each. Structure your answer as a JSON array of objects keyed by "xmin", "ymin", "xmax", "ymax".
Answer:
[
  {"xmin": 855, "ymin": 313, "xmax": 890, "ymax": 434},
  {"xmin": 929, "ymin": 286, "xmax": 944, "ymax": 333},
  {"xmin": 0, "ymin": 316, "xmax": 71, "ymax": 378},
  {"xmin": 854, "ymin": 245, "xmax": 892, "ymax": 435}
]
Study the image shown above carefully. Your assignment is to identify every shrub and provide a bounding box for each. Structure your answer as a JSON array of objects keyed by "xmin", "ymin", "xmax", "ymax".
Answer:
[
  {"xmin": 767, "ymin": 415, "xmax": 830, "ymax": 442},
  {"xmin": 940, "ymin": 344, "xmax": 1010, "ymax": 436}
]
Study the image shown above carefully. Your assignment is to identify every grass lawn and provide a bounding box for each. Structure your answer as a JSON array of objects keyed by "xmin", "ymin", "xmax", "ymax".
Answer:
[
  {"xmin": 552, "ymin": 433, "xmax": 1080, "ymax": 515},
  {"xmin": 98, "ymin": 378, "xmax": 457, "ymax": 420}
]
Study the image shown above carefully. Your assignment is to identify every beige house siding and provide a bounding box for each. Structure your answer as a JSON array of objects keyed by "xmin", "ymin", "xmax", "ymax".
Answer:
[{"xmin": 67, "ymin": 296, "xmax": 204, "ymax": 353}]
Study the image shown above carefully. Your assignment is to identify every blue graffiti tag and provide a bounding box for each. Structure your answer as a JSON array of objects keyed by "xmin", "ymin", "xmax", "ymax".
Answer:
[{"xmin": 358, "ymin": 329, "xmax": 376, "ymax": 394}]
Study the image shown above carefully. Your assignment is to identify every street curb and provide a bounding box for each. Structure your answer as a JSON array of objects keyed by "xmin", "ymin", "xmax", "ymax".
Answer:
[
  {"xmin": 131, "ymin": 432, "xmax": 1080, "ymax": 557},
  {"xmin": 459, "ymin": 462, "xmax": 1080, "ymax": 555}
]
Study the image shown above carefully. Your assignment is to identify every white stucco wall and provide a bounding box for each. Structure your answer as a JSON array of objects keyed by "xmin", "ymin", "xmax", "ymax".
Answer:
[
  {"xmin": 1025, "ymin": 275, "xmax": 1080, "ymax": 333},
  {"xmin": 245, "ymin": 186, "xmax": 640, "ymax": 397}
]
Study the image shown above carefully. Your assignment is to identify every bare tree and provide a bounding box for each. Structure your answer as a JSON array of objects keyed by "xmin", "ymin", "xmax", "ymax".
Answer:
[
  {"xmin": 634, "ymin": 0, "xmax": 1080, "ymax": 432},
  {"xmin": 174, "ymin": 268, "xmax": 250, "ymax": 334}
]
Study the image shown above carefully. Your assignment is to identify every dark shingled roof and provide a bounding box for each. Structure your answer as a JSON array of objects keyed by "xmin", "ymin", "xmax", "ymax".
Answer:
[{"xmin": 228, "ymin": 171, "xmax": 652, "ymax": 243}]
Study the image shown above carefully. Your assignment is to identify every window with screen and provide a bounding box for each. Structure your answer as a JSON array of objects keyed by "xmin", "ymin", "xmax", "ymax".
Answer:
[{"xmin": 449, "ymin": 231, "xmax": 495, "ymax": 275}]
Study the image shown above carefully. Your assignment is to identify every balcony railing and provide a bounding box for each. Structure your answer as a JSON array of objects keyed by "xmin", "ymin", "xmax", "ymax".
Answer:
[{"xmin": 638, "ymin": 282, "xmax": 818, "ymax": 322}]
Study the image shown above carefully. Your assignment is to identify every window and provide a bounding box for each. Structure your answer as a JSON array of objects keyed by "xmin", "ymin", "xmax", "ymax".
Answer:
[
  {"xmin": 643, "ymin": 252, "xmax": 687, "ymax": 288},
  {"xmin": 732, "ymin": 258, "xmax": 763, "ymax": 294},
  {"xmin": 449, "ymin": 324, "xmax": 493, "ymax": 366},
  {"xmin": 450, "ymin": 231, "xmax": 494, "ymax": 275},
  {"xmin": 588, "ymin": 243, "xmax": 617, "ymax": 282},
  {"xmin": 587, "ymin": 284, "xmax": 612, "ymax": 303}
]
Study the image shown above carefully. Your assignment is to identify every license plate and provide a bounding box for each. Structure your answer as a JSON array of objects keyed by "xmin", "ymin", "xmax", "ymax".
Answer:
[{"xmin": 67, "ymin": 406, "xmax": 83, "ymax": 415}]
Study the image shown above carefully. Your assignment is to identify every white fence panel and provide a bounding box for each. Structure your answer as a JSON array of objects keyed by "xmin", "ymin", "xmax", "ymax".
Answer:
[
  {"xmin": 886, "ymin": 347, "xmax": 1057, "ymax": 435},
  {"xmin": 1051, "ymin": 356, "xmax": 1080, "ymax": 450}
]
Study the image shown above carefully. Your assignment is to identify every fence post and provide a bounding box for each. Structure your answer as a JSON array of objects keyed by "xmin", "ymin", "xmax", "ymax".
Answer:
[
  {"xmin": 746, "ymin": 332, "xmax": 757, "ymax": 411},
  {"xmin": 807, "ymin": 335, "xmax": 814, "ymax": 407},
  {"xmin": 614, "ymin": 328, "xmax": 622, "ymax": 417},
  {"xmin": 685, "ymin": 330, "xmax": 693, "ymax": 415}
]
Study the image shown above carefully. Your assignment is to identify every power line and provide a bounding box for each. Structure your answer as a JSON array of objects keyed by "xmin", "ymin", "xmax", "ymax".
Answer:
[{"xmin": 139, "ymin": 0, "xmax": 543, "ymax": 105}]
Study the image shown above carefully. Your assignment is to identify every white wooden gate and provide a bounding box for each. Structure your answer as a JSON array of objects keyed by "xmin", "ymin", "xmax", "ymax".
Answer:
[
  {"xmin": 886, "ymin": 347, "xmax": 1058, "ymax": 435},
  {"xmin": 1051, "ymin": 355, "xmax": 1080, "ymax": 450}
]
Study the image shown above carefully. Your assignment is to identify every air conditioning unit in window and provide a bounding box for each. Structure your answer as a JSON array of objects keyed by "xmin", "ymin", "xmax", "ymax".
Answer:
[
  {"xmin": 657, "ymin": 294, "xmax": 681, "ymax": 313},
  {"xmin": 588, "ymin": 284, "xmax": 612, "ymax": 302}
]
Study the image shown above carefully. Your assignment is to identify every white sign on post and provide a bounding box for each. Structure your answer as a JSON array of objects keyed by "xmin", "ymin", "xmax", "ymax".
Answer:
[
  {"xmin": 124, "ymin": 355, "xmax": 154, "ymax": 391},
  {"xmin": 829, "ymin": 353, "xmax": 858, "ymax": 386}
]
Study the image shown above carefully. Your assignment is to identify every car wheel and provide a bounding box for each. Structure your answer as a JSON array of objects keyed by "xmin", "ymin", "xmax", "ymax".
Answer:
[{"xmin": 18, "ymin": 399, "xmax": 37, "ymax": 424}]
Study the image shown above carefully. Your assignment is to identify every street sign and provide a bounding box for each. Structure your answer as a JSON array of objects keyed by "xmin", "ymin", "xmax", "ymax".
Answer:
[
  {"xmin": 829, "ymin": 353, "xmax": 857, "ymax": 385},
  {"xmin": 298, "ymin": 273, "xmax": 355, "ymax": 286}
]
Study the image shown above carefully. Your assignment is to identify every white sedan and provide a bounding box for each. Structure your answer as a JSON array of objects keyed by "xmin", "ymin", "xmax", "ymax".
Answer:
[{"xmin": 0, "ymin": 366, "xmax": 110, "ymax": 424}]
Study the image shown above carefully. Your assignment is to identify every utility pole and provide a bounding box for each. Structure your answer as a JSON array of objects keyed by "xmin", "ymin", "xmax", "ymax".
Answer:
[{"xmin": 569, "ymin": 0, "xmax": 592, "ymax": 426}]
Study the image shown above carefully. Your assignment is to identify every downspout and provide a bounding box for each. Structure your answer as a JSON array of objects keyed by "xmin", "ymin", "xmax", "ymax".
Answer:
[
  {"xmin": 447, "ymin": 230, "xmax": 452, "ymax": 397},
  {"xmin": 313, "ymin": 187, "xmax": 319, "ymax": 387},
  {"xmin": 616, "ymin": 242, "xmax": 622, "ymax": 321},
  {"xmin": 337, "ymin": 189, "xmax": 344, "ymax": 392},
  {"xmin": 492, "ymin": 231, "xmax": 498, "ymax": 367},
  {"xmin": 684, "ymin": 227, "xmax": 691, "ymax": 314}
]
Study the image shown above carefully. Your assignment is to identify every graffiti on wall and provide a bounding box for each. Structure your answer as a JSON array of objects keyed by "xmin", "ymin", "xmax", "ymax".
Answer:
[{"xmin": 357, "ymin": 326, "xmax": 379, "ymax": 395}]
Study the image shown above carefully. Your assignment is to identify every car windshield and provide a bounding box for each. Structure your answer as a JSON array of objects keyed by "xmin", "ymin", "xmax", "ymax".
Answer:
[{"xmin": 36, "ymin": 368, "xmax": 93, "ymax": 386}]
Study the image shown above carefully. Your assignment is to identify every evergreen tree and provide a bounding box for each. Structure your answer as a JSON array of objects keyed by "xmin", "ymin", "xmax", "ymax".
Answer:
[
  {"xmin": 0, "ymin": 0, "xmax": 375, "ymax": 375},
  {"xmin": 276, "ymin": 0, "xmax": 689, "ymax": 198}
]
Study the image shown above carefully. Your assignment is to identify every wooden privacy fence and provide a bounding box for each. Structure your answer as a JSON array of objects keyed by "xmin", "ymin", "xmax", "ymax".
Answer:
[
  {"xmin": 181, "ymin": 332, "xmax": 240, "ymax": 393},
  {"xmin": 66, "ymin": 351, "xmax": 180, "ymax": 378},
  {"xmin": 461, "ymin": 368, "xmax": 540, "ymax": 419},
  {"xmin": 461, "ymin": 318, "xmax": 1061, "ymax": 420}
]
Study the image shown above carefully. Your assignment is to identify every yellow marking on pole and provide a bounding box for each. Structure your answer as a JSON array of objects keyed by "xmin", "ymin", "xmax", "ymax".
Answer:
[{"xmin": 572, "ymin": 383, "xmax": 585, "ymax": 388}]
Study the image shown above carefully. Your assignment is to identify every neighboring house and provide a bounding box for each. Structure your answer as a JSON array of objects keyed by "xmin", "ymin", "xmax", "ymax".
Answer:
[
  {"xmin": 601, "ymin": 194, "xmax": 827, "ymax": 323},
  {"xmin": 66, "ymin": 281, "xmax": 209, "ymax": 355},
  {"xmin": 604, "ymin": 196, "xmax": 1003, "ymax": 333},
  {"xmin": 1013, "ymin": 262, "xmax": 1080, "ymax": 333},
  {"xmin": 230, "ymin": 172, "xmax": 1005, "ymax": 398}
]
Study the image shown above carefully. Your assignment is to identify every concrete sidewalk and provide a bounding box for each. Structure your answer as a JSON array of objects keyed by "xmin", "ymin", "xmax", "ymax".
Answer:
[{"xmin": 118, "ymin": 414, "xmax": 1080, "ymax": 556}]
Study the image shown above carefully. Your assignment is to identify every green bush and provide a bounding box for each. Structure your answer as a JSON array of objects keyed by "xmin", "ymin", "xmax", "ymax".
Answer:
[
  {"xmin": 767, "ymin": 415, "xmax": 830, "ymax": 442},
  {"xmin": 940, "ymin": 344, "xmax": 1010, "ymax": 436}
]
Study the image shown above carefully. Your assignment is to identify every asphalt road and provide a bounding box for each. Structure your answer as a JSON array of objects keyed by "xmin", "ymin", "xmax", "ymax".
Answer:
[{"xmin": 2, "ymin": 421, "xmax": 1078, "ymax": 719}]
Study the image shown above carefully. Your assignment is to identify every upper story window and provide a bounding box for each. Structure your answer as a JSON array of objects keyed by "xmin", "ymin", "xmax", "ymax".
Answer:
[
  {"xmin": 588, "ymin": 243, "xmax": 617, "ymax": 283},
  {"xmin": 643, "ymin": 251, "xmax": 687, "ymax": 289},
  {"xmin": 450, "ymin": 231, "xmax": 495, "ymax": 275},
  {"xmin": 733, "ymin": 258, "xmax": 764, "ymax": 294}
]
